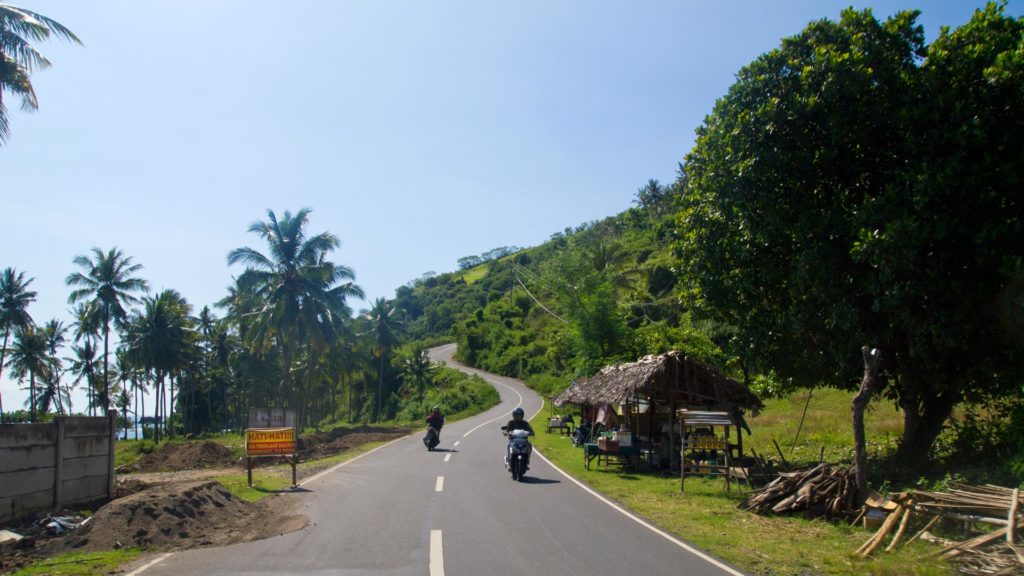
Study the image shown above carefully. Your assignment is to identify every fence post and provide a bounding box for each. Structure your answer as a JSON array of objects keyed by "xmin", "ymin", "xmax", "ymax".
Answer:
[
  {"xmin": 107, "ymin": 410, "xmax": 117, "ymax": 499},
  {"xmin": 54, "ymin": 417, "xmax": 65, "ymax": 508}
]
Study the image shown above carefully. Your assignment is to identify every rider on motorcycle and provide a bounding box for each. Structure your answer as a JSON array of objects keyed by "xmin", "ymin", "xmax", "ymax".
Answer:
[
  {"xmin": 426, "ymin": 406, "xmax": 444, "ymax": 440},
  {"xmin": 504, "ymin": 407, "xmax": 534, "ymax": 467}
]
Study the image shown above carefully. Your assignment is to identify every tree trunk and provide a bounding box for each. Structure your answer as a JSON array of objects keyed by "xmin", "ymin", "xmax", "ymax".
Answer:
[
  {"xmin": 377, "ymin": 347, "xmax": 385, "ymax": 423},
  {"xmin": 853, "ymin": 347, "xmax": 880, "ymax": 502},
  {"xmin": 896, "ymin": 387, "xmax": 958, "ymax": 477},
  {"xmin": 0, "ymin": 327, "xmax": 9, "ymax": 420},
  {"xmin": 102, "ymin": 308, "xmax": 110, "ymax": 411},
  {"xmin": 29, "ymin": 372, "xmax": 36, "ymax": 422}
]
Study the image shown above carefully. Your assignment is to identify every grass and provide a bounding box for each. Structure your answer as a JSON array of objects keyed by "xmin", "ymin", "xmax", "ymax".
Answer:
[
  {"xmin": 11, "ymin": 549, "xmax": 142, "ymax": 576},
  {"xmin": 745, "ymin": 387, "xmax": 904, "ymax": 469},
  {"xmin": 214, "ymin": 439, "xmax": 398, "ymax": 501},
  {"xmin": 460, "ymin": 264, "xmax": 488, "ymax": 285},
  {"xmin": 533, "ymin": 391, "xmax": 954, "ymax": 576}
]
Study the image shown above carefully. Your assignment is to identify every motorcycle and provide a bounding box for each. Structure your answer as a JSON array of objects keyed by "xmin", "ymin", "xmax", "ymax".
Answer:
[
  {"xmin": 501, "ymin": 426, "xmax": 532, "ymax": 481},
  {"xmin": 423, "ymin": 427, "xmax": 440, "ymax": 451}
]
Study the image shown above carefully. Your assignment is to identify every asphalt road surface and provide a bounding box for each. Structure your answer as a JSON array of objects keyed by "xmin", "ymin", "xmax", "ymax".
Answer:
[{"xmin": 133, "ymin": 344, "xmax": 745, "ymax": 576}]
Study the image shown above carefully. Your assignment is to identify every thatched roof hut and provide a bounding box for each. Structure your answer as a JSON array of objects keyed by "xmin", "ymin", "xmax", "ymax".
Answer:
[{"xmin": 553, "ymin": 351, "xmax": 761, "ymax": 413}]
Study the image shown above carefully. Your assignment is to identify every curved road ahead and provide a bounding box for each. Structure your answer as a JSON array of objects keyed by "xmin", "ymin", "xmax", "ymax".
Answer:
[{"xmin": 135, "ymin": 344, "xmax": 744, "ymax": 576}]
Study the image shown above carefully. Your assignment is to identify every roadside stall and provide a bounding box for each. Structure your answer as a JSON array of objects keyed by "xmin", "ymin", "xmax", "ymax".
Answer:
[
  {"xmin": 678, "ymin": 410, "xmax": 737, "ymax": 492},
  {"xmin": 553, "ymin": 351, "xmax": 762, "ymax": 475}
]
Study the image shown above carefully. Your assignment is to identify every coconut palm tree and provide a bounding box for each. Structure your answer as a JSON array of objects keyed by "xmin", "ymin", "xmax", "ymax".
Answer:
[
  {"xmin": 66, "ymin": 247, "xmax": 149, "ymax": 413},
  {"xmin": 6, "ymin": 325, "xmax": 50, "ymax": 421},
  {"xmin": 227, "ymin": 208, "xmax": 363, "ymax": 428},
  {"xmin": 40, "ymin": 319, "xmax": 68, "ymax": 414},
  {"xmin": 124, "ymin": 289, "xmax": 194, "ymax": 442},
  {"xmin": 367, "ymin": 297, "xmax": 401, "ymax": 422},
  {"xmin": 399, "ymin": 343, "xmax": 434, "ymax": 398},
  {"xmin": 0, "ymin": 3, "xmax": 81, "ymax": 144},
  {"xmin": 0, "ymin": 267, "xmax": 36, "ymax": 420},
  {"xmin": 66, "ymin": 339, "xmax": 100, "ymax": 415}
]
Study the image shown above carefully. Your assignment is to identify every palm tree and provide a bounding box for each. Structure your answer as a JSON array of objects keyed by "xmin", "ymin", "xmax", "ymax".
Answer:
[
  {"xmin": 0, "ymin": 267, "xmax": 36, "ymax": 420},
  {"xmin": 124, "ymin": 289, "xmax": 194, "ymax": 442},
  {"xmin": 367, "ymin": 297, "xmax": 401, "ymax": 422},
  {"xmin": 0, "ymin": 4, "xmax": 81, "ymax": 144},
  {"xmin": 399, "ymin": 343, "xmax": 434, "ymax": 397},
  {"xmin": 113, "ymin": 384, "xmax": 131, "ymax": 439},
  {"xmin": 66, "ymin": 247, "xmax": 149, "ymax": 413},
  {"xmin": 227, "ymin": 208, "xmax": 363, "ymax": 429},
  {"xmin": 6, "ymin": 325, "xmax": 50, "ymax": 421},
  {"xmin": 66, "ymin": 339, "xmax": 100, "ymax": 416},
  {"xmin": 40, "ymin": 319, "xmax": 68, "ymax": 414}
]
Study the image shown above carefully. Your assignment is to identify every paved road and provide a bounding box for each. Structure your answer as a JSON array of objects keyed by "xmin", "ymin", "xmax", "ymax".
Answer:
[{"xmin": 135, "ymin": 343, "xmax": 744, "ymax": 576}]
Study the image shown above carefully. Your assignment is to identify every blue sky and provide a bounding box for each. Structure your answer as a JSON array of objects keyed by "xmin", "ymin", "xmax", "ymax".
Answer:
[{"xmin": 1, "ymin": 0, "xmax": 1018, "ymax": 414}]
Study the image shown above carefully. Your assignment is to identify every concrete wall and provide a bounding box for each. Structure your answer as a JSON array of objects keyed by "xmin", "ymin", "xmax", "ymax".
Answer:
[{"xmin": 0, "ymin": 412, "xmax": 115, "ymax": 524}]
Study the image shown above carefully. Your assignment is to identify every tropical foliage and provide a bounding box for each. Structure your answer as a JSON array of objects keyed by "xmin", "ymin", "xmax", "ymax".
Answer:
[{"xmin": 0, "ymin": 3, "xmax": 80, "ymax": 144}]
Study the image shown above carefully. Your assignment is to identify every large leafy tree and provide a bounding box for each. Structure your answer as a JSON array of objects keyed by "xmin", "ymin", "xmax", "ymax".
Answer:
[
  {"xmin": 227, "ymin": 208, "xmax": 363, "ymax": 428},
  {"xmin": 677, "ymin": 4, "xmax": 1024, "ymax": 471},
  {"xmin": 66, "ymin": 248, "xmax": 149, "ymax": 413},
  {"xmin": 0, "ymin": 267, "xmax": 36, "ymax": 420},
  {"xmin": 0, "ymin": 3, "xmax": 80, "ymax": 144}
]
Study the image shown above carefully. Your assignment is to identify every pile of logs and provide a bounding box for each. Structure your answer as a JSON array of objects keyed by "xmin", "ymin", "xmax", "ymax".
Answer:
[
  {"xmin": 739, "ymin": 463, "xmax": 860, "ymax": 519},
  {"xmin": 858, "ymin": 484, "xmax": 1022, "ymax": 575}
]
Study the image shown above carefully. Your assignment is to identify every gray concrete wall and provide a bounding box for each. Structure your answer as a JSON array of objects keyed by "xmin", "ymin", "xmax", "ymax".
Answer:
[{"xmin": 0, "ymin": 412, "xmax": 115, "ymax": 524}]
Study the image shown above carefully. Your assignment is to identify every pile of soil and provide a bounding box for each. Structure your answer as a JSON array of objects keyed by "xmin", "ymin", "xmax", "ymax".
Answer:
[
  {"xmin": 298, "ymin": 425, "xmax": 409, "ymax": 459},
  {"xmin": 48, "ymin": 481, "xmax": 307, "ymax": 554},
  {"xmin": 130, "ymin": 441, "xmax": 240, "ymax": 472}
]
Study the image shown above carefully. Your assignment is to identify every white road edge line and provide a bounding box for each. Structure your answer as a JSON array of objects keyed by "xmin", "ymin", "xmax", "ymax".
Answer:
[
  {"xmin": 435, "ymin": 476, "xmax": 444, "ymax": 492},
  {"xmin": 430, "ymin": 529, "xmax": 444, "ymax": 576},
  {"xmin": 463, "ymin": 377, "xmax": 525, "ymax": 437},
  {"xmin": 123, "ymin": 552, "xmax": 172, "ymax": 576},
  {"xmin": 532, "ymin": 407, "xmax": 745, "ymax": 576},
  {"xmin": 128, "ymin": 436, "xmax": 411, "ymax": 575},
  {"xmin": 300, "ymin": 436, "xmax": 408, "ymax": 486},
  {"xmin": 444, "ymin": 454, "xmax": 451, "ymax": 462}
]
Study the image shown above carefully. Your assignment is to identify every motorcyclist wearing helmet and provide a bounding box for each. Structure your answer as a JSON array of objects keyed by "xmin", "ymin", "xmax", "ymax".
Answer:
[
  {"xmin": 427, "ymin": 406, "xmax": 444, "ymax": 435},
  {"xmin": 505, "ymin": 407, "xmax": 533, "ymax": 435},
  {"xmin": 504, "ymin": 407, "xmax": 535, "ymax": 468}
]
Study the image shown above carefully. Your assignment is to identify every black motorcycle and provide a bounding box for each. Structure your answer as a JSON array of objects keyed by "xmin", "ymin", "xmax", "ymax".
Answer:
[
  {"xmin": 501, "ymin": 426, "xmax": 532, "ymax": 481},
  {"xmin": 423, "ymin": 427, "xmax": 440, "ymax": 451}
]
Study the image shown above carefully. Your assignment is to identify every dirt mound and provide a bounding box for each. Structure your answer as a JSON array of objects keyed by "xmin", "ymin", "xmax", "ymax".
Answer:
[
  {"xmin": 50, "ymin": 481, "xmax": 306, "ymax": 553},
  {"xmin": 298, "ymin": 425, "xmax": 409, "ymax": 459},
  {"xmin": 132, "ymin": 441, "xmax": 239, "ymax": 472}
]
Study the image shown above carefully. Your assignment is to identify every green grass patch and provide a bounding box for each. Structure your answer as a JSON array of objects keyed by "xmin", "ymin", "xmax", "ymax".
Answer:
[
  {"xmin": 214, "ymin": 473, "xmax": 294, "ymax": 502},
  {"xmin": 216, "ymin": 439, "xmax": 398, "ymax": 501},
  {"xmin": 530, "ymin": 411, "xmax": 951, "ymax": 576},
  {"xmin": 460, "ymin": 264, "xmax": 488, "ymax": 285},
  {"xmin": 746, "ymin": 387, "xmax": 904, "ymax": 468},
  {"xmin": 12, "ymin": 549, "xmax": 142, "ymax": 576}
]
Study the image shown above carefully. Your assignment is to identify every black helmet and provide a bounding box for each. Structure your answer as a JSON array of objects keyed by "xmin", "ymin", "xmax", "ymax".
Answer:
[
  {"xmin": 513, "ymin": 407, "xmax": 524, "ymax": 419},
  {"xmin": 432, "ymin": 406, "xmax": 441, "ymax": 414}
]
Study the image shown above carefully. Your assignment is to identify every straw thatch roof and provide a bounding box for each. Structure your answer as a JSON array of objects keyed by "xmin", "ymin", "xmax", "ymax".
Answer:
[{"xmin": 553, "ymin": 351, "xmax": 761, "ymax": 412}]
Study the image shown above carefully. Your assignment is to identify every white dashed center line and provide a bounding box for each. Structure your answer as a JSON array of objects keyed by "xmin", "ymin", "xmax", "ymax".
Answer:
[
  {"xmin": 444, "ymin": 454, "xmax": 451, "ymax": 462},
  {"xmin": 430, "ymin": 530, "xmax": 444, "ymax": 576},
  {"xmin": 453, "ymin": 441, "xmax": 460, "ymax": 447},
  {"xmin": 435, "ymin": 476, "xmax": 444, "ymax": 492}
]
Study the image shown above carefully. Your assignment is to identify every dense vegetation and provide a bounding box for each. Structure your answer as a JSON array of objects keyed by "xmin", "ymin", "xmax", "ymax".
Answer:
[
  {"xmin": 391, "ymin": 4, "xmax": 1024, "ymax": 483},
  {"xmin": 2, "ymin": 3, "xmax": 1021, "ymax": 485},
  {"xmin": 0, "ymin": 209, "xmax": 495, "ymax": 438}
]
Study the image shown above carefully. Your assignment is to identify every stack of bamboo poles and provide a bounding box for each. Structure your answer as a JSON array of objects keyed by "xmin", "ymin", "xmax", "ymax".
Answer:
[
  {"xmin": 739, "ymin": 463, "xmax": 860, "ymax": 519},
  {"xmin": 858, "ymin": 484, "xmax": 1022, "ymax": 575}
]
